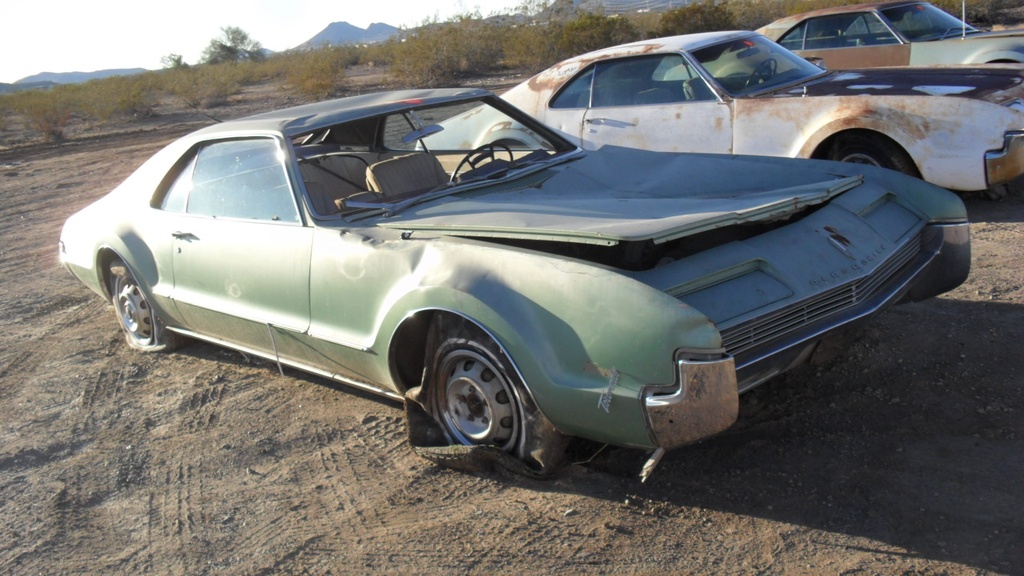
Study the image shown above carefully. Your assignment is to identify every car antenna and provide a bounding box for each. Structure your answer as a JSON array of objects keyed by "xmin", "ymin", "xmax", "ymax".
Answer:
[{"xmin": 962, "ymin": 0, "xmax": 967, "ymax": 39}]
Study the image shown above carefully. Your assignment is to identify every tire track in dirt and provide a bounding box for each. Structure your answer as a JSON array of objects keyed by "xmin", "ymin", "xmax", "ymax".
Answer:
[
  {"xmin": 146, "ymin": 458, "xmax": 205, "ymax": 575},
  {"xmin": 178, "ymin": 378, "xmax": 226, "ymax": 433},
  {"xmin": 0, "ymin": 479, "xmax": 71, "ymax": 574}
]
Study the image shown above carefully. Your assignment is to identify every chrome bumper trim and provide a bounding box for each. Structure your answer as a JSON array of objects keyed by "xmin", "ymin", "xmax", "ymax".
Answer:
[
  {"xmin": 985, "ymin": 131, "xmax": 1024, "ymax": 187},
  {"xmin": 643, "ymin": 353, "xmax": 738, "ymax": 453}
]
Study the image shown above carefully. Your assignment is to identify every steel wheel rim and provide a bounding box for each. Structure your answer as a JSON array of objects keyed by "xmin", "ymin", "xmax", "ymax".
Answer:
[
  {"xmin": 116, "ymin": 278, "xmax": 154, "ymax": 345},
  {"xmin": 438, "ymin": 349, "xmax": 519, "ymax": 451}
]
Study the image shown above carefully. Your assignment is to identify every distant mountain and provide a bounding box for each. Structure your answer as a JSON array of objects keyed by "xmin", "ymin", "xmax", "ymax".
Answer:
[
  {"xmin": 16, "ymin": 68, "xmax": 147, "ymax": 85},
  {"xmin": 298, "ymin": 22, "xmax": 400, "ymax": 49}
]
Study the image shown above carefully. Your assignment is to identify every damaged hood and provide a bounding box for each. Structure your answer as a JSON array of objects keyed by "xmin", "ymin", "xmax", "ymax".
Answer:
[
  {"xmin": 788, "ymin": 66, "xmax": 1024, "ymax": 100},
  {"xmin": 376, "ymin": 149, "xmax": 864, "ymax": 246}
]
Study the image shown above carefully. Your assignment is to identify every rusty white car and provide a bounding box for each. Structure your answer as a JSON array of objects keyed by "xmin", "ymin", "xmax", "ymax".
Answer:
[
  {"xmin": 758, "ymin": 1, "xmax": 1024, "ymax": 69},
  {"xmin": 60, "ymin": 89, "xmax": 970, "ymax": 479},
  {"xmin": 502, "ymin": 31, "xmax": 1024, "ymax": 194}
]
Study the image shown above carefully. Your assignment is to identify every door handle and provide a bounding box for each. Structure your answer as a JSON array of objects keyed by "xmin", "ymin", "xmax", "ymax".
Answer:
[
  {"xmin": 584, "ymin": 117, "xmax": 638, "ymax": 127},
  {"xmin": 172, "ymin": 231, "xmax": 199, "ymax": 241}
]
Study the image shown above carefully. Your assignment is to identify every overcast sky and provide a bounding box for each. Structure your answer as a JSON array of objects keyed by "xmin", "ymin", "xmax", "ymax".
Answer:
[{"xmin": 1, "ymin": 0, "xmax": 524, "ymax": 84}]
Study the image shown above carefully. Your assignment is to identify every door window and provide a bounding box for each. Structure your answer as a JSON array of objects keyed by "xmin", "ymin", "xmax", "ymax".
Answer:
[
  {"xmin": 163, "ymin": 139, "xmax": 299, "ymax": 223},
  {"xmin": 552, "ymin": 55, "xmax": 714, "ymax": 109}
]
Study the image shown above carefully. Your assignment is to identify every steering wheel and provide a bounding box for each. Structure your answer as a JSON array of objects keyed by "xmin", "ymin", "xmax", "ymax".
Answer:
[
  {"xmin": 744, "ymin": 58, "xmax": 777, "ymax": 89},
  {"xmin": 451, "ymin": 143, "xmax": 515, "ymax": 182}
]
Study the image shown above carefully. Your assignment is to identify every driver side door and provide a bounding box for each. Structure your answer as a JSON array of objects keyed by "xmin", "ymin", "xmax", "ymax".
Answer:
[
  {"xmin": 562, "ymin": 54, "xmax": 733, "ymax": 154},
  {"xmin": 163, "ymin": 137, "xmax": 313, "ymax": 351}
]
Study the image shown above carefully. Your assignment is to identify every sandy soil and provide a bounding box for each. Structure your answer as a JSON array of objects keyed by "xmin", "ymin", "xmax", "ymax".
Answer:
[{"xmin": 0, "ymin": 80, "xmax": 1022, "ymax": 574}]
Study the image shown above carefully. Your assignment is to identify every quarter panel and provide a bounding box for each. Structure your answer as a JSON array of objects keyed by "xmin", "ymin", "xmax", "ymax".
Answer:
[
  {"xmin": 909, "ymin": 38, "xmax": 1024, "ymax": 65},
  {"xmin": 736, "ymin": 94, "xmax": 1015, "ymax": 191}
]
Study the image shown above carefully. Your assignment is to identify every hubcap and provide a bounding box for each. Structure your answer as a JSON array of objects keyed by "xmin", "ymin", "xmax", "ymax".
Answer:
[
  {"xmin": 440, "ymin": 350, "xmax": 518, "ymax": 451},
  {"xmin": 838, "ymin": 152, "xmax": 882, "ymax": 167}
]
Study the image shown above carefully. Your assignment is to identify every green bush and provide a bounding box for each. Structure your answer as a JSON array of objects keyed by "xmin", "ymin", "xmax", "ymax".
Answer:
[
  {"xmin": 282, "ymin": 48, "xmax": 349, "ymax": 101},
  {"xmin": 727, "ymin": 0, "xmax": 792, "ymax": 31},
  {"xmin": 387, "ymin": 16, "xmax": 506, "ymax": 88},
  {"xmin": 161, "ymin": 64, "xmax": 243, "ymax": 109},
  {"xmin": 656, "ymin": 0, "xmax": 737, "ymax": 37},
  {"xmin": 79, "ymin": 74, "xmax": 158, "ymax": 121},
  {"xmin": 502, "ymin": 21, "xmax": 565, "ymax": 70},
  {"xmin": 930, "ymin": 0, "xmax": 1013, "ymax": 26},
  {"xmin": 7, "ymin": 86, "xmax": 79, "ymax": 141},
  {"xmin": 557, "ymin": 13, "xmax": 640, "ymax": 57}
]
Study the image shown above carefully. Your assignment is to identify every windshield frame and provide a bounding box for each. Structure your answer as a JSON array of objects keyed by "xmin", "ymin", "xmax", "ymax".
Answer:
[
  {"xmin": 292, "ymin": 94, "xmax": 581, "ymax": 221},
  {"xmin": 690, "ymin": 34, "xmax": 828, "ymax": 98},
  {"xmin": 880, "ymin": 2, "xmax": 980, "ymax": 41}
]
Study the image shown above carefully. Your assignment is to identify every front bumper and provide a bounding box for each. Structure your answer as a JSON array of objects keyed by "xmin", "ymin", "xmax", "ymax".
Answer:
[
  {"xmin": 643, "ymin": 351, "xmax": 739, "ymax": 452},
  {"xmin": 985, "ymin": 131, "xmax": 1024, "ymax": 187}
]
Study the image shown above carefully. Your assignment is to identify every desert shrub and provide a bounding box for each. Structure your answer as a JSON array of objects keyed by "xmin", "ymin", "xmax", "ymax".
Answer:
[
  {"xmin": 161, "ymin": 64, "xmax": 243, "ymax": 109},
  {"xmin": 656, "ymin": 0, "xmax": 737, "ymax": 37},
  {"xmin": 930, "ymin": 0, "xmax": 1013, "ymax": 25},
  {"xmin": 728, "ymin": 0, "xmax": 793, "ymax": 30},
  {"xmin": 387, "ymin": 16, "xmax": 505, "ymax": 88},
  {"xmin": 628, "ymin": 10, "xmax": 666, "ymax": 38},
  {"xmin": 78, "ymin": 74, "xmax": 158, "ymax": 121},
  {"xmin": 7, "ymin": 86, "xmax": 79, "ymax": 141},
  {"xmin": 502, "ymin": 21, "xmax": 566, "ymax": 70},
  {"xmin": 557, "ymin": 13, "xmax": 640, "ymax": 58},
  {"xmin": 282, "ymin": 48, "xmax": 349, "ymax": 100},
  {"xmin": 359, "ymin": 41, "xmax": 395, "ymax": 68}
]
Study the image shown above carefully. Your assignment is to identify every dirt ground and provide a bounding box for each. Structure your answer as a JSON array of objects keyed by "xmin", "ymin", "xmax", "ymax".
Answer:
[{"xmin": 1, "ymin": 78, "xmax": 1022, "ymax": 575}]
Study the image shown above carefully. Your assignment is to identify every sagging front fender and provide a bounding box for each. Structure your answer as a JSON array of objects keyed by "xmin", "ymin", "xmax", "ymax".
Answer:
[{"xmin": 372, "ymin": 238, "xmax": 724, "ymax": 449}]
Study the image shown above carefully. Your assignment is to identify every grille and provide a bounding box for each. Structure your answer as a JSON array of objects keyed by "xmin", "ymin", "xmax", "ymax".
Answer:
[{"xmin": 719, "ymin": 233, "xmax": 922, "ymax": 357}]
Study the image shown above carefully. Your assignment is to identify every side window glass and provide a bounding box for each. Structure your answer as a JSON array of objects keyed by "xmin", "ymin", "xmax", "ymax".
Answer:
[
  {"xmin": 804, "ymin": 13, "xmax": 900, "ymax": 49},
  {"xmin": 651, "ymin": 55, "xmax": 716, "ymax": 103},
  {"xmin": 778, "ymin": 22, "xmax": 807, "ymax": 50},
  {"xmin": 592, "ymin": 55, "xmax": 694, "ymax": 107},
  {"xmin": 851, "ymin": 13, "xmax": 900, "ymax": 45},
  {"xmin": 592, "ymin": 59, "xmax": 644, "ymax": 107},
  {"xmin": 550, "ymin": 67, "xmax": 595, "ymax": 109},
  {"xmin": 805, "ymin": 15, "xmax": 859, "ymax": 49},
  {"xmin": 186, "ymin": 139, "xmax": 299, "ymax": 223},
  {"xmin": 161, "ymin": 155, "xmax": 196, "ymax": 213}
]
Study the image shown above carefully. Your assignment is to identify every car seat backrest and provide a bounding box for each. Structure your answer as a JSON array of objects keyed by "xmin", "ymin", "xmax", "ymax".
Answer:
[
  {"xmin": 299, "ymin": 154, "xmax": 370, "ymax": 214},
  {"xmin": 366, "ymin": 153, "xmax": 448, "ymax": 198}
]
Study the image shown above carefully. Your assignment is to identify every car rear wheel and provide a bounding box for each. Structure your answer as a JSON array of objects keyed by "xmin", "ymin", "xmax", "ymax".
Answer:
[
  {"xmin": 830, "ymin": 133, "xmax": 919, "ymax": 178},
  {"xmin": 108, "ymin": 259, "xmax": 183, "ymax": 352},
  {"xmin": 417, "ymin": 314, "xmax": 567, "ymax": 475}
]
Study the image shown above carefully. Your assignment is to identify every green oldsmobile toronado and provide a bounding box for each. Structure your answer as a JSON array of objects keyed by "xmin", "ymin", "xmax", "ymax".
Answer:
[{"xmin": 59, "ymin": 89, "xmax": 970, "ymax": 479}]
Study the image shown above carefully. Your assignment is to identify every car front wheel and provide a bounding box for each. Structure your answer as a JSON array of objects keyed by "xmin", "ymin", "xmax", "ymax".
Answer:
[
  {"xmin": 414, "ymin": 314, "xmax": 567, "ymax": 475},
  {"xmin": 830, "ymin": 133, "xmax": 919, "ymax": 178}
]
